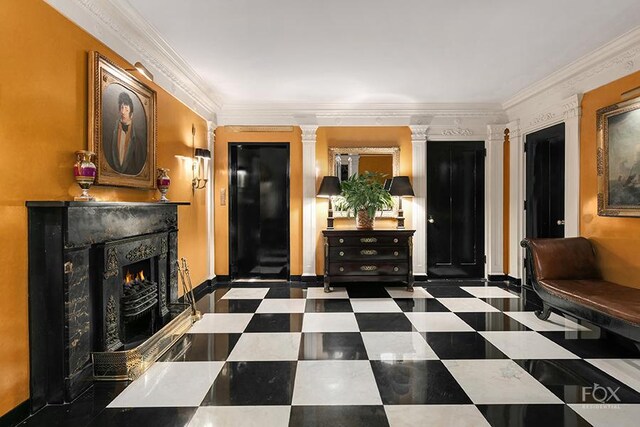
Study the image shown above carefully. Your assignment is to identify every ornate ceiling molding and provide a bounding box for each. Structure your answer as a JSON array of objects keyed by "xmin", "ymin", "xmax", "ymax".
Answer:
[{"xmin": 45, "ymin": 0, "xmax": 222, "ymax": 119}]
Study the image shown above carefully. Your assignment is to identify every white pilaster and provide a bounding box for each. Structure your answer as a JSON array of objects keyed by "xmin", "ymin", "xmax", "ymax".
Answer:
[
  {"xmin": 486, "ymin": 125, "xmax": 506, "ymax": 276},
  {"xmin": 563, "ymin": 94, "xmax": 582, "ymax": 237},
  {"xmin": 508, "ymin": 120, "xmax": 523, "ymax": 279},
  {"xmin": 301, "ymin": 125, "xmax": 318, "ymax": 277},
  {"xmin": 207, "ymin": 121, "xmax": 216, "ymax": 280},
  {"xmin": 410, "ymin": 125, "xmax": 428, "ymax": 277}
]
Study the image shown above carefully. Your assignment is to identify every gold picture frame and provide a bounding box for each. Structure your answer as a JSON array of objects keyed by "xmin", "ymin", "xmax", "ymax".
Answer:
[{"xmin": 88, "ymin": 51, "xmax": 157, "ymax": 189}]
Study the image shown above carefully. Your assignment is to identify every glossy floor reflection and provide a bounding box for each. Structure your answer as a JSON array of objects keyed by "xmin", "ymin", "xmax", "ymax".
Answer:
[{"xmin": 17, "ymin": 281, "xmax": 640, "ymax": 427}]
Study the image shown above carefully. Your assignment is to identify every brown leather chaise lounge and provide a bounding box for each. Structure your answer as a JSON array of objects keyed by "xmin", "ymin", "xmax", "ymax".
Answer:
[{"xmin": 521, "ymin": 237, "xmax": 640, "ymax": 350}]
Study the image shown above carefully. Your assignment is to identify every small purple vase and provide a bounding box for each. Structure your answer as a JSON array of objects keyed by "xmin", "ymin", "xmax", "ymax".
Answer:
[
  {"xmin": 157, "ymin": 168, "xmax": 171, "ymax": 202},
  {"xmin": 74, "ymin": 150, "xmax": 96, "ymax": 201}
]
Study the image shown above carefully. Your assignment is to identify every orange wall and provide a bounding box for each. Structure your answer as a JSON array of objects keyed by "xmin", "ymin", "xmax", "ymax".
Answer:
[
  {"xmin": 213, "ymin": 127, "xmax": 303, "ymax": 276},
  {"xmin": 0, "ymin": 0, "xmax": 209, "ymax": 416},
  {"xmin": 358, "ymin": 155, "xmax": 394, "ymax": 181},
  {"xmin": 315, "ymin": 127, "xmax": 413, "ymax": 273},
  {"xmin": 580, "ymin": 70, "xmax": 640, "ymax": 288}
]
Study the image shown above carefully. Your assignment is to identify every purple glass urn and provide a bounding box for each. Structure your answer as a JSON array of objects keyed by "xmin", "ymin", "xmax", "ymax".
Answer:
[
  {"xmin": 73, "ymin": 150, "xmax": 96, "ymax": 201},
  {"xmin": 157, "ymin": 168, "xmax": 171, "ymax": 202}
]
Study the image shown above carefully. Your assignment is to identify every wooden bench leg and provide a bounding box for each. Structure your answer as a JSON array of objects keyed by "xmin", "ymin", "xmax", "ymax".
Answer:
[{"xmin": 535, "ymin": 303, "xmax": 551, "ymax": 321}]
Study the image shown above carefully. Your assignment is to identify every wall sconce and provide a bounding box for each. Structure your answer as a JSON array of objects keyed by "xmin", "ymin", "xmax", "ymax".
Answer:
[
  {"xmin": 317, "ymin": 176, "xmax": 342, "ymax": 229},
  {"xmin": 125, "ymin": 61, "xmax": 154, "ymax": 81},
  {"xmin": 191, "ymin": 124, "xmax": 211, "ymax": 192},
  {"xmin": 389, "ymin": 176, "xmax": 414, "ymax": 229}
]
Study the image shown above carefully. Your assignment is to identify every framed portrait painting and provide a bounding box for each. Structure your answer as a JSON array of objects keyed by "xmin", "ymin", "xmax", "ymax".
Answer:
[
  {"xmin": 88, "ymin": 51, "xmax": 157, "ymax": 189},
  {"xmin": 597, "ymin": 96, "xmax": 640, "ymax": 217}
]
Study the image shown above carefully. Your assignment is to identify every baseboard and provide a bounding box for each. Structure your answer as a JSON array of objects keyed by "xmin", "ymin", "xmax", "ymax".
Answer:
[
  {"xmin": 488, "ymin": 274, "xmax": 509, "ymax": 282},
  {"xmin": 506, "ymin": 275, "xmax": 522, "ymax": 287},
  {"xmin": 301, "ymin": 275, "xmax": 323, "ymax": 283},
  {"xmin": 414, "ymin": 275, "xmax": 428, "ymax": 282},
  {"xmin": 289, "ymin": 275, "xmax": 302, "ymax": 282},
  {"xmin": 179, "ymin": 279, "xmax": 212, "ymax": 302},
  {"xmin": 0, "ymin": 400, "xmax": 30, "ymax": 427},
  {"xmin": 213, "ymin": 275, "xmax": 231, "ymax": 284}
]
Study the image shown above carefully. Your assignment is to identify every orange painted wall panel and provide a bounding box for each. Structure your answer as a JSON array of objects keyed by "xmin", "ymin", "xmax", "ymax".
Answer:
[
  {"xmin": 0, "ymin": 0, "xmax": 208, "ymax": 416},
  {"xmin": 213, "ymin": 127, "xmax": 303, "ymax": 276},
  {"xmin": 580, "ymin": 70, "xmax": 640, "ymax": 288}
]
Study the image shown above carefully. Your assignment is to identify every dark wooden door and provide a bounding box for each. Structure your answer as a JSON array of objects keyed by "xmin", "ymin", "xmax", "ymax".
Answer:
[
  {"xmin": 525, "ymin": 123, "xmax": 565, "ymax": 238},
  {"xmin": 427, "ymin": 141, "xmax": 485, "ymax": 278},
  {"xmin": 229, "ymin": 144, "xmax": 290, "ymax": 280}
]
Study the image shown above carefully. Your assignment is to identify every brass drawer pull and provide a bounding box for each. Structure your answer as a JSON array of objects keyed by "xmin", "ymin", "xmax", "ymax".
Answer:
[
  {"xmin": 393, "ymin": 266, "xmax": 399, "ymax": 272},
  {"xmin": 393, "ymin": 238, "xmax": 399, "ymax": 243},
  {"xmin": 360, "ymin": 249, "xmax": 377, "ymax": 256},
  {"xmin": 339, "ymin": 251, "xmax": 344, "ymax": 256},
  {"xmin": 339, "ymin": 238, "xmax": 344, "ymax": 243},
  {"xmin": 394, "ymin": 251, "xmax": 399, "ymax": 256},
  {"xmin": 360, "ymin": 265, "xmax": 377, "ymax": 271},
  {"xmin": 339, "ymin": 267, "xmax": 344, "ymax": 272},
  {"xmin": 360, "ymin": 237, "xmax": 377, "ymax": 243}
]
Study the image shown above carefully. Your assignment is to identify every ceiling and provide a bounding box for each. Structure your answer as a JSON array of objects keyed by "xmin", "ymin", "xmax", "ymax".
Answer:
[{"xmin": 124, "ymin": 0, "xmax": 640, "ymax": 107}]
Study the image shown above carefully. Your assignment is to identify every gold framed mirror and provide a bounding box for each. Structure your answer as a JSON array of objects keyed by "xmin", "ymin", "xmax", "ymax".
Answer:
[{"xmin": 328, "ymin": 147, "xmax": 400, "ymax": 217}]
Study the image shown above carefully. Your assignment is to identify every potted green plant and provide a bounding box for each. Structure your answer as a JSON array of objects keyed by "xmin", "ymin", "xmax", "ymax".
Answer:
[{"xmin": 336, "ymin": 171, "xmax": 394, "ymax": 229}]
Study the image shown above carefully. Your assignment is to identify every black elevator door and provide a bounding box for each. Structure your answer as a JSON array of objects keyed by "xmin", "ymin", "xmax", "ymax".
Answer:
[
  {"xmin": 427, "ymin": 141, "xmax": 485, "ymax": 278},
  {"xmin": 229, "ymin": 144, "xmax": 289, "ymax": 280},
  {"xmin": 525, "ymin": 123, "xmax": 565, "ymax": 239}
]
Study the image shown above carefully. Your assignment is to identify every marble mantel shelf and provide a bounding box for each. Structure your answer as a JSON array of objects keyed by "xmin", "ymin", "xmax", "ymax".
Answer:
[{"xmin": 26, "ymin": 201, "xmax": 190, "ymax": 207}]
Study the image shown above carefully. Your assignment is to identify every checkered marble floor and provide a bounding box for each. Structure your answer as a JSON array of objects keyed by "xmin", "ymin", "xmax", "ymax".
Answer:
[{"xmin": 25, "ymin": 282, "xmax": 640, "ymax": 427}]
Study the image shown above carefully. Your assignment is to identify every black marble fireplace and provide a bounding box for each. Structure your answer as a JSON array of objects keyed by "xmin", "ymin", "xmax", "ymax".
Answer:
[{"xmin": 26, "ymin": 201, "xmax": 187, "ymax": 412}]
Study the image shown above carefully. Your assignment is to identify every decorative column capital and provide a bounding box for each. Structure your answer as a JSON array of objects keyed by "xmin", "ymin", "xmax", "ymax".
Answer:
[
  {"xmin": 563, "ymin": 94, "xmax": 583, "ymax": 120},
  {"xmin": 300, "ymin": 125, "xmax": 318, "ymax": 144},
  {"xmin": 207, "ymin": 121, "xmax": 216, "ymax": 146},
  {"xmin": 486, "ymin": 124, "xmax": 508, "ymax": 142},
  {"xmin": 410, "ymin": 125, "xmax": 429, "ymax": 143}
]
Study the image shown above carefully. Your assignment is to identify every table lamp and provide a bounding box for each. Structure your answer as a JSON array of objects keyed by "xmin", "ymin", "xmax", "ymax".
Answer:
[
  {"xmin": 317, "ymin": 176, "xmax": 342, "ymax": 229},
  {"xmin": 389, "ymin": 176, "xmax": 414, "ymax": 229}
]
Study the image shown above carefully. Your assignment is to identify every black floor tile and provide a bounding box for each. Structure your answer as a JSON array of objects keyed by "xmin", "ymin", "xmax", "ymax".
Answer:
[
  {"xmin": 265, "ymin": 287, "xmax": 305, "ymax": 299},
  {"xmin": 196, "ymin": 297, "xmax": 262, "ymax": 313},
  {"xmin": 158, "ymin": 333, "xmax": 242, "ymax": 362},
  {"xmin": 457, "ymin": 312, "xmax": 531, "ymax": 331},
  {"xmin": 201, "ymin": 361, "xmax": 297, "ymax": 406},
  {"xmin": 370, "ymin": 360, "xmax": 471, "ymax": 404},
  {"xmin": 355, "ymin": 313, "xmax": 414, "ymax": 332},
  {"xmin": 395, "ymin": 298, "xmax": 450, "ymax": 312},
  {"xmin": 515, "ymin": 359, "xmax": 640, "ymax": 403},
  {"xmin": 346, "ymin": 285, "xmax": 390, "ymax": 298},
  {"xmin": 298, "ymin": 333, "xmax": 368, "ymax": 360},
  {"xmin": 423, "ymin": 286, "xmax": 473, "ymax": 298},
  {"xmin": 539, "ymin": 332, "xmax": 639, "ymax": 358},
  {"xmin": 289, "ymin": 406, "xmax": 389, "ymax": 427},
  {"xmin": 305, "ymin": 299, "xmax": 353, "ymax": 313},
  {"xmin": 476, "ymin": 404, "xmax": 591, "ymax": 427},
  {"xmin": 422, "ymin": 332, "xmax": 508, "ymax": 359},
  {"xmin": 87, "ymin": 407, "xmax": 196, "ymax": 427},
  {"xmin": 244, "ymin": 313, "xmax": 303, "ymax": 332},
  {"xmin": 480, "ymin": 297, "xmax": 528, "ymax": 311}
]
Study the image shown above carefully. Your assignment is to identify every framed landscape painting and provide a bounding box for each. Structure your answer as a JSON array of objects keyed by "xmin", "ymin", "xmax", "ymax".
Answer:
[
  {"xmin": 88, "ymin": 51, "xmax": 157, "ymax": 189},
  {"xmin": 597, "ymin": 96, "xmax": 640, "ymax": 217}
]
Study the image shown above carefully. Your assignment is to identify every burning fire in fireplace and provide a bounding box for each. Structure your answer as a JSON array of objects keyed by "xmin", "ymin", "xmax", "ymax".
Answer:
[{"xmin": 124, "ymin": 270, "xmax": 146, "ymax": 286}]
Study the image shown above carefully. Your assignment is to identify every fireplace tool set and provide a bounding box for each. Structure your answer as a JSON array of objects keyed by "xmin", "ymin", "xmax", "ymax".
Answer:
[{"xmin": 177, "ymin": 258, "xmax": 202, "ymax": 320}]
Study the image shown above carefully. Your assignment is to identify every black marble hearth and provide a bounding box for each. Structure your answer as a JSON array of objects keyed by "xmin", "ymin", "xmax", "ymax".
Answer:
[{"xmin": 26, "ymin": 201, "xmax": 188, "ymax": 413}]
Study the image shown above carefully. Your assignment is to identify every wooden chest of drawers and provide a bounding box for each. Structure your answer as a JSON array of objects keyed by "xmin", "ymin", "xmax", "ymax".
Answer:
[{"xmin": 322, "ymin": 229, "xmax": 415, "ymax": 292}]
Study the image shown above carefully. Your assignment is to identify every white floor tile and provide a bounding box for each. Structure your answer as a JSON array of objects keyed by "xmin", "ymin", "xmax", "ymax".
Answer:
[
  {"xmin": 385, "ymin": 287, "xmax": 433, "ymax": 299},
  {"xmin": 460, "ymin": 286, "xmax": 519, "ymax": 299},
  {"xmin": 221, "ymin": 288, "xmax": 270, "ymax": 300},
  {"xmin": 479, "ymin": 331, "xmax": 579, "ymax": 359},
  {"xmin": 108, "ymin": 362, "xmax": 223, "ymax": 407},
  {"xmin": 301, "ymin": 313, "xmax": 359, "ymax": 332},
  {"xmin": 503, "ymin": 311, "xmax": 591, "ymax": 332},
  {"xmin": 587, "ymin": 359, "xmax": 640, "ymax": 393},
  {"xmin": 188, "ymin": 313, "xmax": 253, "ymax": 333},
  {"xmin": 442, "ymin": 359, "xmax": 562, "ymax": 404},
  {"xmin": 385, "ymin": 405, "xmax": 490, "ymax": 427},
  {"xmin": 227, "ymin": 333, "xmax": 301, "ymax": 361},
  {"xmin": 362, "ymin": 332, "xmax": 438, "ymax": 361},
  {"xmin": 306, "ymin": 287, "xmax": 349, "ymax": 299},
  {"xmin": 292, "ymin": 360, "xmax": 382, "ymax": 405},
  {"xmin": 188, "ymin": 406, "xmax": 290, "ymax": 427},
  {"xmin": 569, "ymin": 404, "xmax": 640, "ymax": 427},
  {"xmin": 256, "ymin": 299, "xmax": 306, "ymax": 313},
  {"xmin": 438, "ymin": 298, "xmax": 500, "ymax": 313},
  {"xmin": 404, "ymin": 312, "xmax": 475, "ymax": 332},
  {"xmin": 350, "ymin": 298, "xmax": 402, "ymax": 313}
]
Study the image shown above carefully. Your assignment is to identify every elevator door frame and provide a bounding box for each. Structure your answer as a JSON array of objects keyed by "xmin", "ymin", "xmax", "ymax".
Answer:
[{"xmin": 228, "ymin": 143, "xmax": 290, "ymax": 281}]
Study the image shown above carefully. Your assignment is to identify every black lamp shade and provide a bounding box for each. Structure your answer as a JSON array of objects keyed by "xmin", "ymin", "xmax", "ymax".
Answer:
[
  {"xmin": 317, "ymin": 176, "xmax": 341, "ymax": 197},
  {"xmin": 389, "ymin": 176, "xmax": 414, "ymax": 197},
  {"xmin": 194, "ymin": 148, "xmax": 211, "ymax": 159},
  {"xmin": 383, "ymin": 179, "xmax": 392, "ymax": 192}
]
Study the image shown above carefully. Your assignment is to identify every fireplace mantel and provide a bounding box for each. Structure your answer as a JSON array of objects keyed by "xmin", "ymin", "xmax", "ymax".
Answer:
[{"xmin": 26, "ymin": 201, "xmax": 189, "ymax": 412}]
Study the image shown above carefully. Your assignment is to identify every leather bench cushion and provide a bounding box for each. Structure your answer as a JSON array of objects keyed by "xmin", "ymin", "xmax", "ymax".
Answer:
[
  {"xmin": 538, "ymin": 279, "xmax": 640, "ymax": 325},
  {"xmin": 528, "ymin": 237, "xmax": 601, "ymax": 280}
]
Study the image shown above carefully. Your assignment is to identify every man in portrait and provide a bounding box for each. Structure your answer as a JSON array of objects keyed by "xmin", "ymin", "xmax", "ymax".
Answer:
[{"xmin": 103, "ymin": 91, "xmax": 147, "ymax": 175}]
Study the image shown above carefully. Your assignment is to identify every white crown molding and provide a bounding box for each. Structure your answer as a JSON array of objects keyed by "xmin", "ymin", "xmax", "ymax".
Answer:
[
  {"xmin": 44, "ymin": 0, "xmax": 222, "ymax": 120},
  {"xmin": 504, "ymin": 26, "xmax": 640, "ymax": 111}
]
